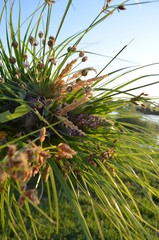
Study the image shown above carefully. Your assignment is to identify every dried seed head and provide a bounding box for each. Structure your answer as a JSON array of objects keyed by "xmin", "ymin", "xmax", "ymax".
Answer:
[
  {"xmin": 0, "ymin": 170, "xmax": 8, "ymax": 184},
  {"xmin": 9, "ymin": 56, "xmax": 16, "ymax": 65},
  {"xmin": 117, "ymin": 4, "xmax": 126, "ymax": 10},
  {"xmin": 49, "ymin": 36, "xmax": 55, "ymax": 41},
  {"xmin": 67, "ymin": 46, "xmax": 72, "ymax": 52},
  {"xmin": 33, "ymin": 40, "xmax": 39, "ymax": 47},
  {"xmin": 48, "ymin": 39, "xmax": 55, "ymax": 48},
  {"xmin": 79, "ymin": 51, "xmax": 85, "ymax": 57},
  {"xmin": 23, "ymin": 54, "xmax": 28, "ymax": 60},
  {"xmin": 9, "ymin": 151, "xmax": 29, "ymax": 182},
  {"xmin": 40, "ymin": 127, "xmax": 46, "ymax": 143},
  {"xmin": 82, "ymin": 69, "xmax": 88, "ymax": 76},
  {"xmin": 29, "ymin": 36, "xmax": 34, "ymax": 45},
  {"xmin": 38, "ymin": 31, "xmax": 44, "ymax": 38},
  {"xmin": 37, "ymin": 61, "xmax": 44, "ymax": 70},
  {"xmin": 12, "ymin": 41, "xmax": 19, "ymax": 49},
  {"xmin": 58, "ymin": 143, "xmax": 77, "ymax": 159},
  {"xmin": 82, "ymin": 56, "xmax": 88, "ymax": 62},
  {"xmin": 72, "ymin": 46, "xmax": 77, "ymax": 52}
]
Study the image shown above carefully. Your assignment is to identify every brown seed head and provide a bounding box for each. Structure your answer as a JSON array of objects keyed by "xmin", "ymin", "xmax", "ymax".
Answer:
[
  {"xmin": 58, "ymin": 143, "xmax": 77, "ymax": 159},
  {"xmin": 40, "ymin": 127, "xmax": 46, "ymax": 143},
  {"xmin": 117, "ymin": 4, "xmax": 126, "ymax": 10},
  {"xmin": 67, "ymin": 46, "xmax": 72, "ymax": 52},
  {"xmin": 9, "ymin": 56, "xmax": 16, "ymax": 65},
  {"xmin": 37, "ymin": 61, "xmax": 44, "ymax": 70},
  {"xmin": 33, "ymin": 40, "xmax": 39, "ymax": 47},
  {"xmin": 23, "ymin": 54, "xmax": 28, "ymax": 60},
  {"xmin": 0, "ymin": 169, "xmax": 8, "ymax": 184},
  {"xmin": 12, "ymin": 41, "xmax": 19, "ymax": 49},
  {"xmin": 49, "ymin": 36, "xmax": 55, "ymax": 41},
  {"xmin": 48, "ymin": 39, "xmax": 55, "ymax": 48},
  {"xmin": 82, "ymin": 69, "xmax": 88, "ymax": 76},
  {"xmin": 38, "ymin": 31, "xmax": 44, "ymax": 38},
  {"xmin": 82, "ymin": 56, "xmax": 88, "ymax": 62},
  {"xmin": 72, "ymin": 46, "xmax": 77, "ymax": 52},
  {"xmin": 29, "ymin": 36, "xmax": 34, "ymax": 45},
  {"xmin": 79, "ymin": 51, "xmax": 85, "ymax": 57}
]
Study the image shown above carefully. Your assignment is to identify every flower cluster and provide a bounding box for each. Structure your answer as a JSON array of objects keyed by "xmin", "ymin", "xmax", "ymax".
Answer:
[{"xmin": 68, "ymin": 114, "xmax": 113, "ymax": 136}]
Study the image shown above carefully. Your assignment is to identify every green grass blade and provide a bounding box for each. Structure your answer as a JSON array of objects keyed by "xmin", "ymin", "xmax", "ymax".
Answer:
[
  {"xmin": 49, "ymin": 167, "xmax": 59, "ymax": 234},
  {"xmin": 48, "ymin": 159, "xmax": 93, "ymax": 240},
  {"xmin": 55, "ymin": 0, "xmax": 72, "ymax": 41}
]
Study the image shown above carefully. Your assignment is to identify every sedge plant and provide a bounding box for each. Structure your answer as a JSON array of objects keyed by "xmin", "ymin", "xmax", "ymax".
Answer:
[{"xmin": 0, "ymin": 0, "xmax": 159, "ymax": 239}]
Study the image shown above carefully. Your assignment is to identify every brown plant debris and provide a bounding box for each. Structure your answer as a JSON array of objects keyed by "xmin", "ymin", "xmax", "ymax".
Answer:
[{"xmin": 58, "ymin": 143, "xmax": 76, "ymax": 159}]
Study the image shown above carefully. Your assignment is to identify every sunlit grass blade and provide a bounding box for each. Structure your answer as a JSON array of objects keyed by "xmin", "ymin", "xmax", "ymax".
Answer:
[
  {"xmin": 49, "ymin": 167, "xmax": 59, "ymax": 234},
  {"xmin": 48, "ymin": 159, "xmax": 93, "ymax": 240},
  {"xmin": 55, "ymin": 0, "xmax": 72, "ymax": 41}
]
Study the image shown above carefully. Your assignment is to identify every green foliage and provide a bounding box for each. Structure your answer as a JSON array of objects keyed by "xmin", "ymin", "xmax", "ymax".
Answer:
[{"xmin": 0, "ymin": 1, "xmax": 159, "ymax": 240}]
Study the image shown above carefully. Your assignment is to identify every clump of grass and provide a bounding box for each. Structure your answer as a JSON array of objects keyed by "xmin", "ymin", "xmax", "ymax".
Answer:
[{"xmin": 0, "ymin": 1, "xmax": 159, "ymax": 239}]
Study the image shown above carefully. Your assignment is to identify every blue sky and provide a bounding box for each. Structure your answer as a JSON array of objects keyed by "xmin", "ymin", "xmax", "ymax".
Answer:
[{"xmin": 0, "ymin": 0, "xmax": 159, "ymax": 99}]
